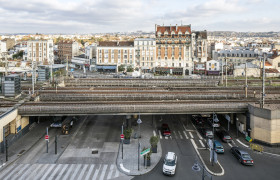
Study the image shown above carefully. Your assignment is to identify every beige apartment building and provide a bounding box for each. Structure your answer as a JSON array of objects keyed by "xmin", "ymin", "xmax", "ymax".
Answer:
[
  {"xmin": 57, "ymin": 40, "xmax": 79, "ymax": 62},
  {"xmin": 27, "ymin": 40, "xmax": 54, "ymax": 64}
]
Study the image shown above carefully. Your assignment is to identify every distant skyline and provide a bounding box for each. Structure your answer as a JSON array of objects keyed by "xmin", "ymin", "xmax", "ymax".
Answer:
[{"xmin": 0, "ymin": 0, "xmax": 278, "ymax": 34}]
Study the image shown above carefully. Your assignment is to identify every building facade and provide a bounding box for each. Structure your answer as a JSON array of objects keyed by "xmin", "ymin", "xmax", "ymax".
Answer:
[
  {"xmin": 134, "ymin": 38, "xmax": 156, "ymax": 73},
  {"xmin": 57, "ymin": 40, "xmax": 79, "ymax": 62},
  {"xmin": 96, "ymin": 41, "xmax": 135, "ymax": 72},
  {"xmin": 192, "ymin": 31, "xmax": 208, "ymax": 63},
  {"xmin": 1, "ymin": 38, "xmax": 15, "ymax": 50},
  {"xmin": 27, "ymin": 40, "xmax": 54, "ymax": 64}
]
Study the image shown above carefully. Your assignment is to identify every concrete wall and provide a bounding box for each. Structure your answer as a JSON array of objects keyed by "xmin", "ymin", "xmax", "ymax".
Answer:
[{"xmin": 249, "ymin": 104, "xmax": 280, "ymax": 145}]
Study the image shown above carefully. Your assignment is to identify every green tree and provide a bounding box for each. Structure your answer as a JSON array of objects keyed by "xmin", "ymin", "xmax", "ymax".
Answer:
[
  {"xmin": 118, "ymin": 64, "xmax": 125, "ymax": 72},
  {"xmin": 126, "ymin": 65, "xmax": 134, "ymax": 72}
]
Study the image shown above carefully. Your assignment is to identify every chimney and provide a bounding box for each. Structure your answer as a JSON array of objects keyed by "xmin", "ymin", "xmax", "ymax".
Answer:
[
  {"xmin": 155, "ymin": 24, "xmax": 157, "ymax": 33},
  {"xmin": 176, "ymin": 24, "xmax": 178, "ymax": 31}
]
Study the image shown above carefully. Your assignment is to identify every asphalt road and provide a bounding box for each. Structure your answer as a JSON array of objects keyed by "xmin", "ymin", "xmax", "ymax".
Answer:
[{"xmin": 133, "ymin": 114, "xmax": 280, "ymax": 180}]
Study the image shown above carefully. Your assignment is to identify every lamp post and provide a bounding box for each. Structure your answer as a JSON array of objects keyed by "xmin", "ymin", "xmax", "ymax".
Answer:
[
  {"xmin": 236, "ymin": 118, "xmax": 239, "ymax": 138},
  {"xmin": 137, "ymin": 114, "xmax": 142, "ymax": 171},
  {"xmin": 137, "ymin": 114, "xmax": 142, "ymax": 138}
]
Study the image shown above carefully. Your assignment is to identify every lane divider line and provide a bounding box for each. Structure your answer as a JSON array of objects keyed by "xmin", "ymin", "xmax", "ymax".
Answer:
[
  {"xmin": 228, "ymin": 143, "xmax": 233, "ymax": 148},
  {"xmin": 178, "ymin": 131, "xmax": 183, "ymax": 139},
  {"xmin": 189, "ymin": 132, "xmax": 194, "ymax": 139},
  {"xmin": 153, "ymin": 130, "xmax": 156, "ymax": 136},
  {"xmin": 236, "ymin": 139, "xmax": 249, "ymax": 148},
  {"xmin": 158, "ymin": 130, "xmax": 162, "ymax": 139},
  {"xmin": 197, "ymin": 131, "xmax": 203, "ymax": 140},
  {"xmin": 199, "ymin": 140, "xmax": 205, "ymax": 148},
  {"xmin": 120, "ymin": 164, "xmax": 130, "ymax": 173},
  {"xmin": 183, "ymin": 131, "xmax": 189, "ymax": 139}
]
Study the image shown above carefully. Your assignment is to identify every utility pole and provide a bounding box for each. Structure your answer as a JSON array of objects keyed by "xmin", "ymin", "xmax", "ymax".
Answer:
[
  {"xmin": 4, "ymin": 52, "xmax": 8, "ymax": 76},
  {"xmin": 261, "ymin": 53, "xmax": 266, "ymax": 108},
  {"xmin": 50, "ymin": 55, "xmax": 53, "ymax": 85},
  {"xmin": 221, "ymin": 58, "xmax": 224, "ymax": 85},
  {"xmin": 32, "ymin": 60, "xmax": 35, "ymax": 94},
  {"xmin": 225, "ymin": 56, "xmax": 227, "ymax": 87},
  {"xmin": 245, "ymin": 62, "xmax": 248, "ymax": 98}
]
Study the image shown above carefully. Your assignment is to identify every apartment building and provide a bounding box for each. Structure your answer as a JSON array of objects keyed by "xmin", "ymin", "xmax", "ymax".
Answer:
[
  {"xmin": 134, "ymin": 38, "xmax": 156, "ymax": 73},
  {"xmin": 57, "ymin": 40, "xmax": 79, "ymax": 61},
  {"xmin": 27, "ymin": 40, "xmax": 54, "ymax": 64},
  {"xmin": 192, "ymin": 31, "xmax": 208, "ymax": 62},
  {"xmin": 1, "ymin": 38, "xmax": 15, "ymax": 50},
  {"xmin": 96, "ymin": 41, "xmax": 134, "ymax": 72}
]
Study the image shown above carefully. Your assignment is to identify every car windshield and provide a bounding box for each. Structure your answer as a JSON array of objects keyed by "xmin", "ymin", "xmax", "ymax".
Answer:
[
  {"xmin": 207, "ymin": 131, "xmax": 213, "ymax": 135},
  {"xmin": 165, "ymin": 159, "xmax": 175, "ymax": 166},
  {"xmin": 224, "ymin": 135, "xmax": 231, "ymax": 139},
  {"xmin": 216, "ymin": 146, "xmax": 223, "ymax": 149},
  {"xmin": 242, "ymin": 154, "xmax": 251, "ymax": 159}
]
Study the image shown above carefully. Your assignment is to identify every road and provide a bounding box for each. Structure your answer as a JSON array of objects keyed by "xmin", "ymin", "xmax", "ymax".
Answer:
[
  {"xmin": 0, "ymin": 115, "xmax": 129, "ymax": 180},
  {"xmin": 134, "ymin": 114, "xmax": 280, "ymax": 180}
]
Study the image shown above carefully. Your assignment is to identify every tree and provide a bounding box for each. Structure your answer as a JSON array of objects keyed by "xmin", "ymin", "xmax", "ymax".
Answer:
[
  {"xmin": 118, "ymin": 64, "xmax": 125, "ymax": 72},
  {"xmin": 126, "ymin": 65, "xmax": 134, "ymax": 72}
]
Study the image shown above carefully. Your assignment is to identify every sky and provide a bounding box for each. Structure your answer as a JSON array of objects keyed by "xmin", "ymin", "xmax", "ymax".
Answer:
[{"xmin": 0, "ymin": 0, "xmax": 279, "ymax": 34}]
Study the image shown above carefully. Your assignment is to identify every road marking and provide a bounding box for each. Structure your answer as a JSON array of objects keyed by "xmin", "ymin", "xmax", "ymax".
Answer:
[
  {"xmin": 190, "ymin": 139, "xmax": 198, "ymax": 149},
  {"xmin": 11, "ymin": 164, "xmax": 30, "ymax": 180},
  {"xmin": 48, "ymin": 164, "xmax": 62, "ymax": 180},
  {"xmin": 228, "ymin": 143, "xmax": 233, "ymax": 148},
  {"xmin": 77, "ymin": 165, "xmax": 88, "ymax": 180},
  {"xmin": 99, "ymin": 164, "xmax": 108, "ymax": 180},
  {"xmin": 165, "ymin": 136, "xmax": 168, "ymax": 139},
  {"xmin": 114, "ymin": 167, "xmax": 120, "ymax": 178},
  {"xmin": 153, "ymin": 130, "xmax": 156, "ymax": 136},
  {"xmin": 236, "ymin": 139, "xmax": 249, "ymax": 148},
  {"xmin": 173, "ymin": 131, "xmax": 178, "ymax": 139},
  {"xmin": 106, "ymin": 164, "xmax": 115, "ymax": 180},
  {"xmin": 183, "ymin": 131, "xmax": 189, "ymax": 139},
  {"xmin": 62, "ymin": 164, "xmax": 74, "ymax": 180},
  {"xmin": 189, "ymin": 132, "xmax": 194, "ymax": 138},
  {"xmin": 197, "ymin": 131, "xmax": 203, "ymax": 140},
  {"xmin": 158, "ymin": 130, "xmax": 162, "ymax": 139},
  {"xmin": 70, "ymin": 164, "xmax": 82, "ymax": 180},
  {"xmin": 84, "ymin": 164, "xmax": 95, "ymax": 180},
  {"xmin": 120, "ymin": 163, "xmax": 130, "ymax": 173},
  {"xmin": 263, "ymin": 152, "xmax": 280, "ymax": 157},
  {"xmin": 23, "ymin": 164, "xmax": 43, "ymax": 180},
  {"xmin": 34, "ymin": 164, "xmax": 49, "ymax": 180},
  {"xmin": 2, "ymin": 164, "xmax": 22, "ymax": 180},
  {"xmin": 170, "ymin": 136, "xmax": 172, "ymax": 140},
  {"xmin": 199, "ymin": 140, "xmax": 205, "ymax": 148},
  {"xmin": 41, "ymin": 164, "xmax": 56, "ymax": 180},
  {"xmin": 92, "ymin": 165, "xmax": 101, "ymax": 180},
  {"xmin": 178, "ymin": 131, "xmax": 183, "ymax": 139},
  {"xmin": 55, "ymin": 164, "xmax": 69, "ymax": 180}
]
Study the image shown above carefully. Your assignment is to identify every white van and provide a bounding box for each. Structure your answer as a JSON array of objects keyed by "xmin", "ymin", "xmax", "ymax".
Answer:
[{"xmin": 163, "ymin": 152, "xmax": 177, "ymax": 176}]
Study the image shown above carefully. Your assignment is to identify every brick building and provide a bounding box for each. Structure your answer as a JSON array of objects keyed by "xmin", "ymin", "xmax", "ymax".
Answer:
[{"xmin": 57, "ymin": 40, "xmax": 79, "ymax": 62}]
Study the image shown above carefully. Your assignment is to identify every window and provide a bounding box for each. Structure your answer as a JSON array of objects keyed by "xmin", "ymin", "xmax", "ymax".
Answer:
[
  {"xmin": 209, "ymin": 68, "xmax": 211, "ymax": 70},
  {"xmin": 209, "ymin": 63, "xmax": 211, "ymax": 66},
  {"xmin": 179, "ymin": 63, "xmax": 181, "ymax": 67},
  {"xmin": 151, "ymin": 63, "xmax": 153, "ymax": 66},
  {"xmin": 214, "ymin": 63, "xmax": 217, "ymax": 66},
  {"xmin": 124, "ymin": 55, "xmax": 127, "ymax": 59},
  {"xmin": 278, "ymin": 63, "xmax": 280, "ymax": 67},
  {"xmin": 172, "ymin": 63, "xmax": 174, "ymax": 66},
  {"xmin": 179, "ymin": 57, "xmax": 181, "ymax": 61},
  {"xmin": 186, "ymin": 63, "xmax": 189, "ymax": 67},
  {"xmin": 124, "ymin": 50, "xmax": 127, "ymax": 53},
  {"xmin": 151, "ymin": 57, "xmax": 153, "ymax": 61},
  {"xmin": 142, "ymin": 62, "xmax": 144, "ymax": 66},
  {"xmin": 143, "ymin": 57, "xmax": 144, "ymax": 60}
]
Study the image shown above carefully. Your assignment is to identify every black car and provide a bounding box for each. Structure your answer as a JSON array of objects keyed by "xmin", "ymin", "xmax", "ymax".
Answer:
[
  {"xmin": 198, "ymin": 128, "xmax": 213, "ymax": 139},
  {"xmin": 192, "ymin": 115, "xmax": 205, "ymax": 126},
  {"xmin": 231, "ymin": 147, "xmax": 254, "ymax": 165},
  {"xmin": 216, "ymin": 130, "xmax": 232, "ymax": 143}
]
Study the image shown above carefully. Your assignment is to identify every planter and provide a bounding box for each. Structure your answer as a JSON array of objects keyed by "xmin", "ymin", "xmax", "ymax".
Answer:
[
  {"xmin": 123, "ymin": 138, "xmax": 130, "ymax": 144},
  {"xmin": 144, "ymin": 157, "xmax": 151, "ymax": 166},
  {"xmin": 151, "ymin": 146, "xmax": 157, "ymax": 153}
]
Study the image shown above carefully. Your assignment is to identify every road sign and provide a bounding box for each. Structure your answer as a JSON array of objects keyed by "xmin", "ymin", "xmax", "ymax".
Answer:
[
  {"xmin": 225, "ymin": 114, "xmax": 230, "ymax": 122},
  {"xmin": 208, "ymin": 139, "xmax": 213, "ymax": 148},
  {"xmin": 140, "ymin": 148, "xmax": 150, "ymax": 156},
  {"xmin": 137, "ymin": 118, "xmax": 142, "ymax": 124},
  {"xmin": 120, "ymin": 134, "xmax": 124, "ymax": 140},
  {"xmin": 45, "ymin": 135, "xmax": 49, "ymax": 141}
]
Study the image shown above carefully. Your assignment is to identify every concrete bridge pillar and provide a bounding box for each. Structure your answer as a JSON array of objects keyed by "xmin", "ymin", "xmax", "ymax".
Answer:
[{"xmin": 126, "ymin": 115, "xmax": 132, "ymax": 129}]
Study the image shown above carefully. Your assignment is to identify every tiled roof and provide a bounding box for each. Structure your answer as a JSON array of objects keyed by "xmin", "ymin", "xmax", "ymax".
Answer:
[
  {"xmin": 98, "ymin": 41, "xmax": 134, "ymax": 47},
  {"xmin": 265, "ymin": 61, "xmax": 272, "ymax": 66},
  {"xmin": 156, "ymin": 25, "xmax": 191, "ymax": 35}
]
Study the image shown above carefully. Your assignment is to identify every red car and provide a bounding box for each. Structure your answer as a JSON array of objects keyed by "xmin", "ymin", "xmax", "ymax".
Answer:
[{"xmin": 161, "ymin": 124, "xmax": 171, "ymax": 136}]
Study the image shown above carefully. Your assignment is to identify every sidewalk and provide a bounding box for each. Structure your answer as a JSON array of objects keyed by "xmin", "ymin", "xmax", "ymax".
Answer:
[
  {"xmin": 116, "ymin": 116, "xmax": 162, "ymax": 176},
  {"xmin": 0, "ymin": 121, "xmax": 48, "ymax": 169}
]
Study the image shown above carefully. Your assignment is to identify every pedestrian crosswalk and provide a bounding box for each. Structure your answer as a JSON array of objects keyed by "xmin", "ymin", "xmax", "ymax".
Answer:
[
  {"xmin": 0, "ymin": 163, "xmax": 123, "ymax": 180},
  {"xmin": 159, "ymin": 130, "xmax": 196, "ymax": 140}
]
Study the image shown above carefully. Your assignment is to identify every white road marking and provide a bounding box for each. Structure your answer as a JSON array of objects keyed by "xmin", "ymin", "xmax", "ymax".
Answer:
[
  {"xmin": 34, "ymin": 164, "xmax": 49, "ymax": 180},
  {"xmin": 263, "ymin": 152, "xmax": 280, "ymax": 157},
  {"xmin": 3, "ymin": 164, "xmax": 23, "ymax": 180},
  {"xmin": 178, "ymin": 131, "xmax": 183, "ymax": 139},
  {"xmin": 41, "ymin": 164, "xmax": 56, "ymax": 180},
  {"xmin": 170, "ymin": 136, "xmax": 172, "ymax": 140},
  {"xmin": 228, "ymin": 143, "xmax": 233, "ymax": 148},
  {"xmin": 158, "ymin": 130, "xmax": 162, "ymax": 139},
  {"xmin": 106, "ymin": 164, "xmax": 115, "ymax": 180},
  {"xmin": 153, "ymin": 130, "xmax": 156, "ymax": 136},
  {"xmin": 114, "ymin": 167, "xmax": 120, "ymax": 178},
  {"xmin": 189, "ymin": 132, "xmax": 194, "ymax": 139},
  {"xmin": 120, "ymin": 163, "xmax": 130, "ymax": 173},
  {"xmin": 173, "ymin": 131, "xmax": 178, "ymax": 139},
  {"xmin": 0, "ymin": 164, "xmax": 15, "ymax": 179},
  {"xmin": 197, "ymin": 131, "xmax": 203, "ymax": 140},
  {"xmin": 199, "ymin": 140, "xmax": 205, "ymax": 148},
  {"xmin": 11, "ymin": 164, "xmax": 30, "ymax": 180},
  {"xmin": 70, "ymin": 164, "xmax": 82, "ymax": 180},
  {"xmin": 165, "ymin": 136, "xmax": 168, "ymax": 139},
  {"xmin": 48, "ymin": 164, "xmax": 62, "ymax": 180},
  {"xmin": 183, "ymin": 131, "xmax": 189, "ymax": 139},
  {"xmin": 236, "ymin": 139, "xmax": 249, "ymax": 148},
  {"xmin": 77, "ymin": 164, "xmax": 88, "ymax": 180},
  {"xmin": 99, "ymin": 164, "xmax": 108, "ymax": 180},
  {"xmin": 23, "ymin": 164, "xmax": 43, "ymax": 180},
  {"xmin": 55, "ymin": 164, "xmax": 69, "ymax": 180},
  {"xmin": 62, "ymin": 164, "xmax": 74, "ymax": 180},
  {"xmin": 92, "ymin": 165, "xmax": 101, "ymax": 180},
  {"xmin": 84, "ymin": 165, "xmax": 95, "ymax": 180},
  {"xmin": 191, "ymin": 139, "xmax": 198, "ymax": 149}
]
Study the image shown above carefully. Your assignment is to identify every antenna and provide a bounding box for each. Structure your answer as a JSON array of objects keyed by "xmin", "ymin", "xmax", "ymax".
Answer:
[{"xmin": 181, "ymin": 20, "xmax": 182, "ymax": 25}]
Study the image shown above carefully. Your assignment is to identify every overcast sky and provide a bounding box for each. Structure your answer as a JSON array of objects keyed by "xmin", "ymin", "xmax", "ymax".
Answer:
[{"xmin": 0, "ymin": 0, "xmax": 278, "ymax": 34}]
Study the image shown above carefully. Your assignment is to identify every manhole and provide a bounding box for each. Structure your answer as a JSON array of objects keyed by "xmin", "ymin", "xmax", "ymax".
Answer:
[
  {"xmin": 92, "ymin": 149, "xmax": 98, "ymax": 154},
  {"xmin": 18, "ymin": 150, "xmax": 25, "ymax": 156}
]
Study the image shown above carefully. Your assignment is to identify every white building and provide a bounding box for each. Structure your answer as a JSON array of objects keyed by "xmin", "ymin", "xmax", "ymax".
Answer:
[
  {"xmin": 27, "ymin": 40, "xmax": 54, "ymax": 65},
  {"xmin": 85, "ymin": 44, "xmax": 97, "ymax": 60},
  {"xmin": 0, "ymin": 41, "xmax": 7, "ymax": 59}
]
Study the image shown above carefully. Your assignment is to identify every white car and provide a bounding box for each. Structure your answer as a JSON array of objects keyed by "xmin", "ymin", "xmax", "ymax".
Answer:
[{"xmin": 163, "ymin": 152, "xmax": 177, "ymax": 176}]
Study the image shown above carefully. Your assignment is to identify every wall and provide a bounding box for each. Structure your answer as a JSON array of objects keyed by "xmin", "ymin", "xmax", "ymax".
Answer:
[{"xmin": 249, "ymin": 104, "xmax": 280, "ymax": 145}]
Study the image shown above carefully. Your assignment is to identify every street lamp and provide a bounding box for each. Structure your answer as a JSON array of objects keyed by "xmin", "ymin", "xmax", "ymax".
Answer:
[
  {"xmin": 192, "ymin": 162, "xmax": 212, "ymax": 180},
  {"xmin": 137, "ymin": 114, "xmax": 142, "ymax": 138},
  {"xmin": 236, "ymin": 118, "xmax": 239, "ymax": 138}
]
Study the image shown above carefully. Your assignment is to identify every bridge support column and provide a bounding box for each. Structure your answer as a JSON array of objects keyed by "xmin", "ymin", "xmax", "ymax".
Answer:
[{"xmin": 126, "ymin": 115, "xmax": 132, "ymax": 129}]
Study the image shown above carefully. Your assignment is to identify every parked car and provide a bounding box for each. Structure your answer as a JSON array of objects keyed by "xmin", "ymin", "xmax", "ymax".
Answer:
[
  {"xmin": 199, "ymin": 128, "xmax": 213, "ymax": 139},
  {"xmin": 231, "ymin": 147, "xmax": 254, "ymax": 165},
  {"xmin": 161, "ymin": 124, "xmax": 171, "ymax": 136},
  {"xmin": 216, "ymin": 130, "xmax": 232, "ymax": 143},
  {"xmin": 207, "ymin": 118, "xmax": 220, "ymax": 128},
  {"xmin": 163, "ymin": 152, "xmax": 177, "ymax": 176},
  {"xmin": 214, "ymin": 140, "xmax": 224, "ymax": 154}
]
